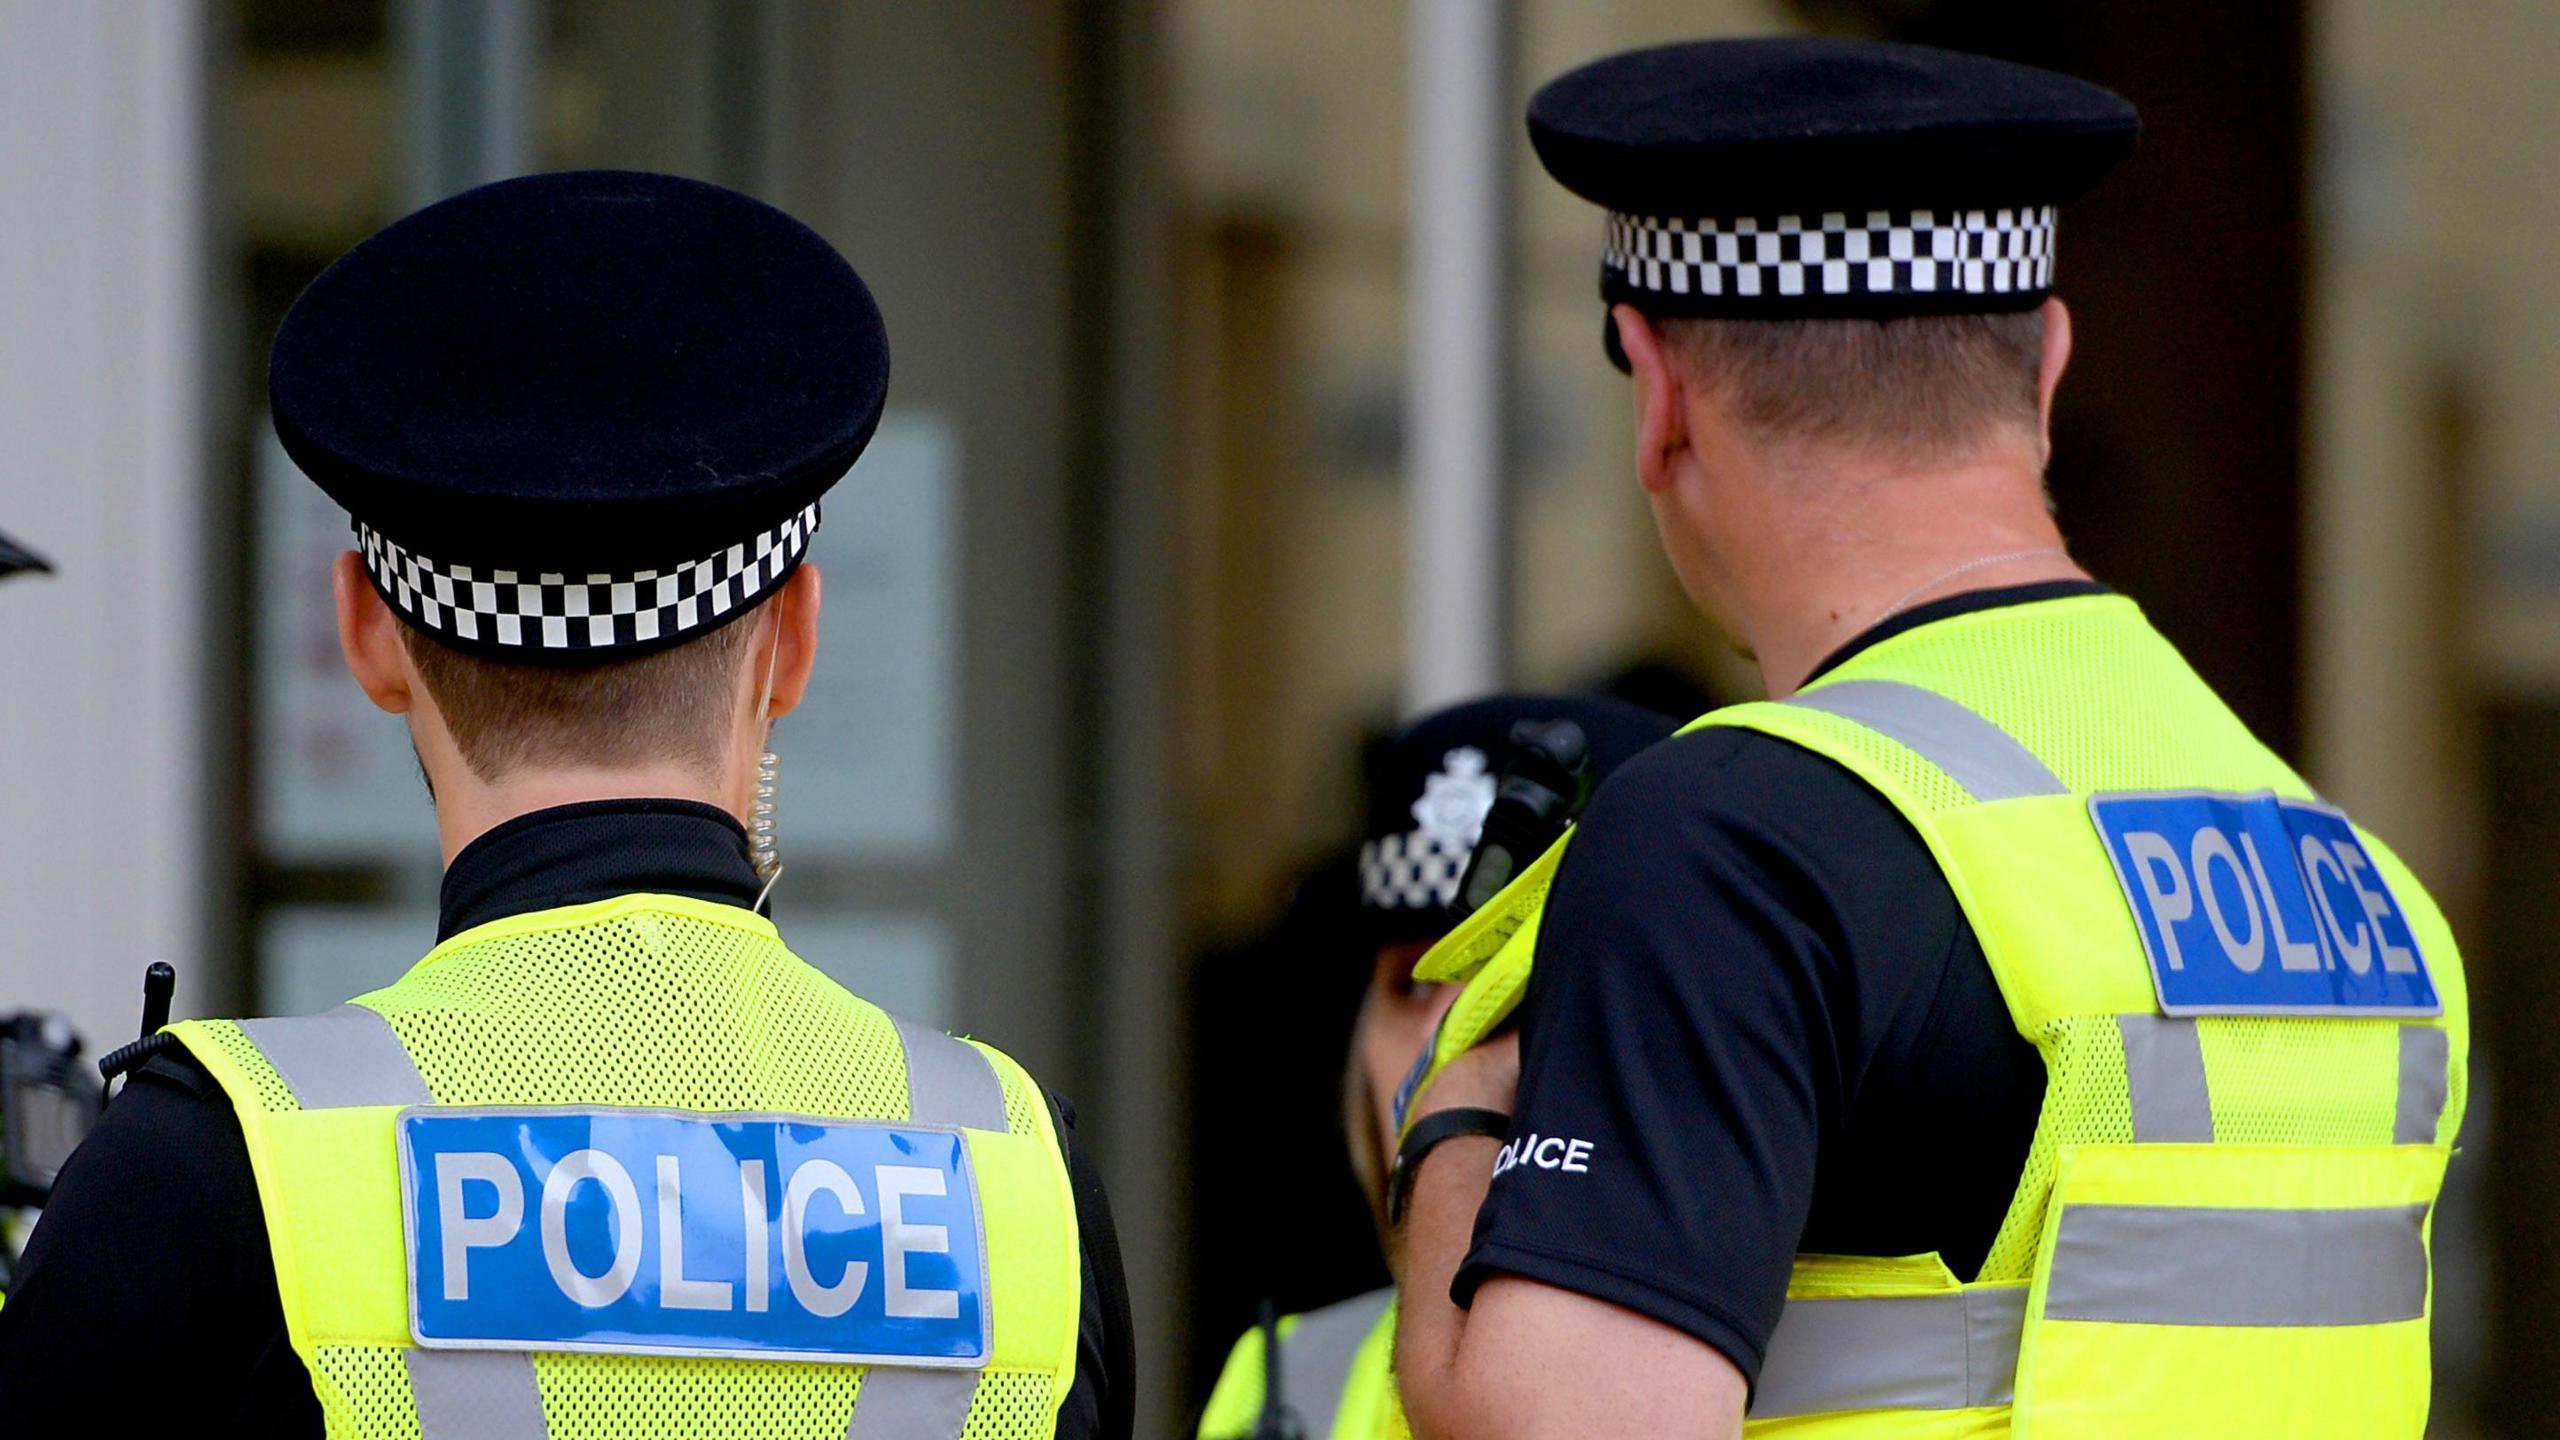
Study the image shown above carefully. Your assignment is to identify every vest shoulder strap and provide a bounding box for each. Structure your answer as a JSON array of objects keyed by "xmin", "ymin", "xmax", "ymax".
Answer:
[{"xmin": 1279, "ymin": 1289, "xmax": 1393, "ymax": 1440}]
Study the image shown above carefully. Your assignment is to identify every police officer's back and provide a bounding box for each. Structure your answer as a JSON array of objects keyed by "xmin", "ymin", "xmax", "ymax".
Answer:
[
  {"xmin": 0, "ymin": 172, "xmax": 1132, "ymax": 1438},
  {"xmin": 1387, "ymin": 41, "xmax": 2466, "ymax": 1439}
]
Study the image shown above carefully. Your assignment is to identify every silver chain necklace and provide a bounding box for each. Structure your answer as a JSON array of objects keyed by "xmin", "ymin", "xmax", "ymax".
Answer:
[{"xmin": 1864, "ymin": 547, "xmax": 2071, "ymax": 633}]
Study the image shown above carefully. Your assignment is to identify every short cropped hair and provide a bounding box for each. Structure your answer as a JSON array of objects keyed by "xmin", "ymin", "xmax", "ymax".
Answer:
[
  {"xmin": 400, "ymin": 612, "xmax": 759, "ymax": 782},
  {"xmin": 1660, "ymin": 309, "xmax": 2045, "ymax": 461}
]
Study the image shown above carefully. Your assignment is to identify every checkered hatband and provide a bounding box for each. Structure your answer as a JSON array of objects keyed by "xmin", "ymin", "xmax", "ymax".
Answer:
[
  {"xmin": 355, "ymin": 503, "xmax": 820, "ymax": 656},
  {"xmin": 1360, "ymin": 829, "xmax": 1476, "ymax": 913},
  {"xmin": 1604, "ymin": 205, "xmax": 2057, "ymax": 307}
]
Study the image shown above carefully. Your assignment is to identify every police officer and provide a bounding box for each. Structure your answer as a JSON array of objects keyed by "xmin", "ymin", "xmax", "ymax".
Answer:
[
  {"xmin": 1195, "ymin": 695, "xmax": 1675, "ymax": 1440},
  {"xmin": 1387, "ymin": 39, "xmax": 2466, "ymax": 1439},
  {"xmin": 0, "ymin": 172, "xmax": 1133, "ymax": 1438}
]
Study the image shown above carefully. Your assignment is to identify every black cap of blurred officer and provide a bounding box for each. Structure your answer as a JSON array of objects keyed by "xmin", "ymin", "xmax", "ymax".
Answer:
[{"xmin": 1356, "ymin": 694, "xmax": 1681, "ymax": 946}]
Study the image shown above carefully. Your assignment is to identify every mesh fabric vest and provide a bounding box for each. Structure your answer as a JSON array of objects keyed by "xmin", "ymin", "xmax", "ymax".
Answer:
[
  {"xmin": 1410, "ymin": 592, "xmax": 2467, "ymax": 1437},
  {"xmin": 170, "ymin": 893, "xmax": 1083, "ymax": 1440}
]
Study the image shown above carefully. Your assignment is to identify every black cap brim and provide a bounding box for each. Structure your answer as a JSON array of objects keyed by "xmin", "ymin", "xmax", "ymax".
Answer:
[{"xmin": 0, "ymin": 528, "xmax": 53, "ymax": 582}]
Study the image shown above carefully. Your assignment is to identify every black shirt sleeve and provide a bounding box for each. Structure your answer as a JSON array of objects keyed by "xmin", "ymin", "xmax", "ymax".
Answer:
[
  {"xmin": 0, "ymin": 1049, "xmax": 320, "ymax": 1433},
  {"xmin": 1453, "ymin": 727, "xmax": 2043, "ymax": 1383},
  {"xmin": 1051, "ymin": 1091, "xmax": 1136, "ymax": 1440}
]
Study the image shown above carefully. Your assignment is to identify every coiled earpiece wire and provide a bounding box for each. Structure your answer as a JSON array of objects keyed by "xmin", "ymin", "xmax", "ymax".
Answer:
[{"xmin": 750, "ymin": 609, "xmax": 786, "ymax": 912}]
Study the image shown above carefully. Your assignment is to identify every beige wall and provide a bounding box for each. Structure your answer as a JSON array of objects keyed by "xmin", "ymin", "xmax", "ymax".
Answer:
[
  {"xmin": 2309, "ymin": 3, "xmax": 2560, "ymax": 1426},
  {"xmin": 2303, "ymin": 0, "xmax": 2560, "ymax": 908}
]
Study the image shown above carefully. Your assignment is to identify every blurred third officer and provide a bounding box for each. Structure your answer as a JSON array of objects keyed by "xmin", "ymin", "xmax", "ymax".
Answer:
[
  {"xmin": 1196, "ymin": 695, "xmax": 1674, "ymax": 1440},
  {"xmin": 1387, "ymin": 39, "xmax": 2468, "ymax": 1440},
  {"xmin": 0, "ymin": 172, "xmax": 1132, "ymax": 1439}
]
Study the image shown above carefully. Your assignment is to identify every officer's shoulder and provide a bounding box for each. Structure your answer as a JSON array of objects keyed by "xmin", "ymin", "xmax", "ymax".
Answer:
[
  {"xmin": 1579, "ymin": 721, "xmax": 1895, "ymax": 845},
  {"xmin": 35, "ymin": 1040, "xmax": 254, "ymax": 1236},
  {"xmin": 100, "ymin": 1044, "xmax": 239, "ymax": 1151},
  {"xmin": 132, "ymin": 1040, "xmax": 224, "ymax": 1098}
]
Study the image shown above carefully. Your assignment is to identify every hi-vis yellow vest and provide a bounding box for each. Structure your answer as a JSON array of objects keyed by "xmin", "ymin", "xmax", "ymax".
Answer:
[
  {"xmin": 1409, "ymin": 592, "xmax": 2467, "ymax": 1437},
  {"xmin": 168, "ymin": 893, "xmax": 1083, "ymax": 1440},
  {"xmin": 1197, "ymin": 1290, "xmax": 1404, "ymax": 1440}
]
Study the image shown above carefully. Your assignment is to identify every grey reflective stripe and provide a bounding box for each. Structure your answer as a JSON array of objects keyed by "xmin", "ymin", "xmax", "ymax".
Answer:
[
  {"xmin": 1784, "ymin": 680, "xmax": 2066, "ymax": 802},
  {"xmin": 1751, "ymin": 1286, "xmax": 2026, "ymax": 1418},
  {"xmin": 406, "ymin": 1349, "xmax": 547, "ymax": 1439},
  {"xmin": 237, "ymin": 1005, "xmax": 435, "ymax": 1110},
  {"xmin": 2122, "ymin": 1015, "xmax": 2448, "ymax": 1146},
  {"xmin": 2043, "ymin": 1203, "xmax": 2431, "ymax": 1326},
  {"xmin": 1281, "ymin": 1289, "xmax": 1394, "ymax": 1438},
  {"xmin": 2119, "ymin": 1015, "xmax": 2214, "ymax": 1143},
  {"xmin": 1963, "ymin": 1285, "xmax": 2025, "ymax": 1406},
  {"xmin": 893, "ymin": 1015, "xmax": 1009, "ymax": 1131},
  {"xmin": 2396, "ymin": 1024, "xmax": 2451, "ymax": 1145},
  {"xmin": 845, "ymin": 1368, "xmax": 980, "ymax": 1440}
]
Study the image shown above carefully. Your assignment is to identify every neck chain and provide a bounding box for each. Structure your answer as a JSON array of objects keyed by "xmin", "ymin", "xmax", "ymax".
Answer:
[{"xmin": 1864, "ymin": 547, "xmax": 2071, "ymax": 634}]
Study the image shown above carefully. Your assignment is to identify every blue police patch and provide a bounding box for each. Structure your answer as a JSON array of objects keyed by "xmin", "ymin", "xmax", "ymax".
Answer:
[
  {"xmin": 399, "ymin": 1108, "xmax": 990, "ymax": 1365},
  {"xmin": 2090, "ymin": 791, "xmax": 2439, "ymax": 1017}
]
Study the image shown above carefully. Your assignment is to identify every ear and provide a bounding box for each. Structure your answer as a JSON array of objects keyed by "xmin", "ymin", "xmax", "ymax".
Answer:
[
  {"xmin": 333, "ymin": 551, "xmax": 414, "ymax": 715},
  {"xmin": 1612, "ymin": 304, "xmax": 1687, "ymax": 497},
  {"xmin": 760, "ymin": 563, "xmax": 824, "ymax": 721},
  {"xmin": 2034, "ymin": 297, "xmax": 2074, "ymax": 440}
]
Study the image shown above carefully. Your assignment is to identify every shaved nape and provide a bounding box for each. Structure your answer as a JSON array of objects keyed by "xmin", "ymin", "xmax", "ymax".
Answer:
[
  {"xmin": 399, "ymin": 609, "xmax": 762, "ymax": 783},
  {"xmin": 1659, "ymin": 310, "xmax": 2048, "ymax": 465}
]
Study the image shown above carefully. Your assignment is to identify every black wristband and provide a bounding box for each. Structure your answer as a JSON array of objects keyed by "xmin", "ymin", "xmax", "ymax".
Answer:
[{"xmin": 1388, "ymin": 1106, "xmax": 1512, "ymax": 1227}]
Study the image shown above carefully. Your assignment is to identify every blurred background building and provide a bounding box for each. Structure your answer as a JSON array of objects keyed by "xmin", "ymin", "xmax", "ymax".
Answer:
[{"xmin": 0, "ymin": 0, "xmax": 2545, "ymax": 1432}]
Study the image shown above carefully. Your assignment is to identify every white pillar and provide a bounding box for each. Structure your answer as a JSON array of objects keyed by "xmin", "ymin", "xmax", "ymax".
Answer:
[
  {"xmin": 397, "ymin": 0, "xmax": 541, "ymax": 207},
  {"xmin": 1404, "ymin": 0, "xmax": 1513, "ymax": 715},
  {"xmin": 0, "ymin": 2, "xmax": 212, "ymax": 1055}
]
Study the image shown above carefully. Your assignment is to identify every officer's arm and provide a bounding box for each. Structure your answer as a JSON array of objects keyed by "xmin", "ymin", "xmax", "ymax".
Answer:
[
  {"xmin": 1389, "ymin": 1040, "xmax": 1748, "ymax": 1440},
  {"xmin": 1050, "ymin": 1090, "xmax": 1136, "ymax": 1440},
  {"xmin": 0, "ymin": 1052, "xmax": 310, "ymax": 1424}
]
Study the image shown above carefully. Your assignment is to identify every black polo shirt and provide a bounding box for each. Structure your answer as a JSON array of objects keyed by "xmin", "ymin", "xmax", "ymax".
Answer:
[
  {"xmin": 0, "ymin": 800, "xmax": 1133, "ymax": 1438},
  {"xmin": 1455, "ymin": 583, "xmax": 2101, "ymax": 1382}
]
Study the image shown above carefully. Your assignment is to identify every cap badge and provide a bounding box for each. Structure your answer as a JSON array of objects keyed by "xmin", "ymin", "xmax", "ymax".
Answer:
[{"xmin": 1413, "ymin": 747, "xmax": 1497, "ymax": 846}]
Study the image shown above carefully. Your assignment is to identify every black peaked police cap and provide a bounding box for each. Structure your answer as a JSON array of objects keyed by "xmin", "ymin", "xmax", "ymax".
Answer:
[
  {"xmin": 1358, "ymin": 694, "xmax": 1680, "ymax": 948},
  {"xmin": 270, "ymin": 170, "xmax": 889, "ymax": 661},
  {"xmin": 1527, "ymin": 38, "xmax": 2139, "ymax": 365}
]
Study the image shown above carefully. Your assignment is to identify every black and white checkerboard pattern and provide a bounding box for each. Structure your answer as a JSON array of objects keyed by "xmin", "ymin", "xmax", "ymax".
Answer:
[
  {"xmin": 1605, "ymin": 206, "xmax": 2057, "ymax": 302},
  {"xmin": 1360, "ymin": 829, "xmax": 1473, "ymax": 912},
  {"xmin": 356, "ymin": 502, "xmax": 820, "ymax": 654}
]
